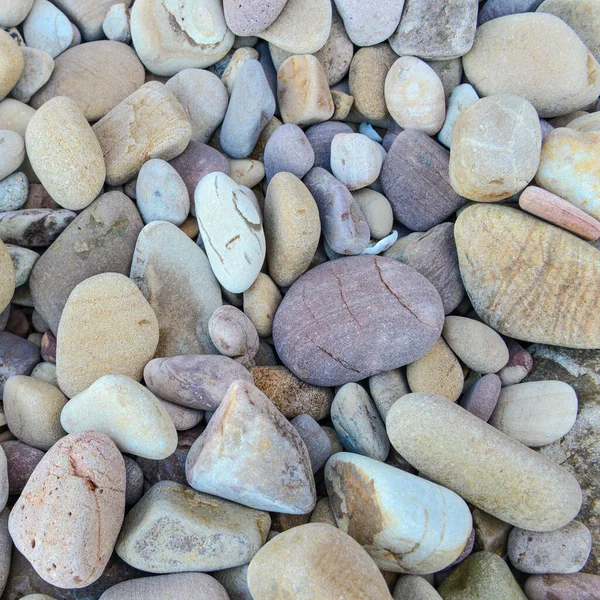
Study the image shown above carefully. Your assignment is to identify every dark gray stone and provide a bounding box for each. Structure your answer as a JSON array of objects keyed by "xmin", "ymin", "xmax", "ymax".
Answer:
[{"xmin": 0, "ymin": 332, "xmax": 40, "ymax": 399}]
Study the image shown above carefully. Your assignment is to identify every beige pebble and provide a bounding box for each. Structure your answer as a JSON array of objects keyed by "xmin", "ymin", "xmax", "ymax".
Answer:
[
  {"xmin": 209, "ymin": 305, "xmax": 260, "ymax": 364},
  {"xmin": 0, "ymin": 0, "xmax": 35, "ymax": 27},
  {"xmin": 228, "ymin": 158, "xmax": 265, "ymax": 188},
  {"xmin": 0, "ymin": 129, "xmax": 24, "ymax": 180},
  {"xmin": 278, "ymin": 55, "xmax": 334, "ymax": 127},
  {"xmin": 93, "ymin": 81, "xmax": 192, "ymax": 186},
  {"xmin": 0, "ymin": 239, "xmax": 14, "ymax": 313},
  {"xmin": 330, "ymin": 133, "xmax": 382, "ymax": 190},
  {"xmin": 243, "ymin": 273, "xmax": 282, "ymax": 337},
  {"xmin": 0, "ymin": 98, "xmax": 35, "ymax": 137},
  {"xmin": 331, "ymin": 90, "xmax": 354, "ymax": 121},
  {"xmin": 25, "ymin": 96, "xmax": 105, "ymax": 210},
  {"xmin": 0, "ymin": 29, "xmax": 23, "ymax": 101},
  {"xmin": 56, "ymin": 272, "xmax": 159, "ymax": 398},
  {"xmin": 10, "ymin": 47, "xmax": 53, "ymax": 104},
  {"xmin": 351, "ymin": 189, "xmax": 393, "ymax": 240},
  {"xmin": 567, "ymin": 112, "xmax": 600, "ymax": 133},
  {"xmin": 221, "ymin": 47, "xmax": 259, "ymax": 94}
]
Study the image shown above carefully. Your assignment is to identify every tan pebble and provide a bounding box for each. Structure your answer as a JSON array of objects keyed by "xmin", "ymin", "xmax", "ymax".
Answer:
[
  {"xmin": 0, "ymin": 239, "xmax": 14, "ymax": 313},
  {"xmin": 10, "ymin": 47, "xmax": 54, "ymax": 104},
  {"xmin": 221, "ymin": 47, "xmax": 259, "ymax": 94},
  {"xmin": 0, "ymin": 29, "xmax": 23, "ymax": 101},
  {"xmin": 248, "ymin": 116, "xmax": 283, "ymax": 162},
  {"xmin": 179, "ymin": 215, "xmax": 199, "ymax": 239},
  {"xmin": 0, "ymin": 129, "xmax": 24, "ymax": 180},
  {"xmin": 331, "ymin": 90, "xmax": 354, "ymax": 121},
  {"xmin": 209, "ymin": 305, "xmax": 259, "ymax": 363},
  {"xmin": 243, "ymin": 273, "xmax": 282, "ymax": 337},
  {"xmin": 567, "ymin": 112, "xmax": 600, "ymax": 133},
  {"xmin": 0, "ymin": 98, "xmax": 35, "ymax": 137},
  {"xmin": 0, "ymin": 0, "xmax": 35, "ymax": 27},
  {"xmin": 228, "ymin": 158, "xmax": 265, "ymax": 188},
  {"xmin": 93, "ymin": 81, "xmax": 192, "ymax": 186},
  {"xmin": 277, "ymin": 55, "xmax": 334, "ymax": 127},
  {"xmin": 351, "ymin": 189, "xmax": 393, "ymax": 240}
]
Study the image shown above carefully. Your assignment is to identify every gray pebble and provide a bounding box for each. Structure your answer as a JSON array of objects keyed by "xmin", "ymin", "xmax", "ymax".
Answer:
[
  {"xmin": 290, "ymin": 414, "xmax": 333, "ymax": 473},
  {"xmin": 0, "ymin": 331, "xmax": 40, "ymax": 398},
  {"xmin": 123, "ymin": 455, "xmax": 145, "ymax": 506},
  {"xmin": 305, "ymin": 121, "xmax": 353, "ymax": 171},
  {"xmin": 0, "ymin": 172, "xmax": 28, "ymax": 212},
  {"xmin": 264, "ymin": 123, "xmax": 314, "ymax": 182},
  {"xmin": 6, "ymin": 244, "xmax": 38, "ymax": 287},
  {"xmin": 460, "ymin": 374, "xmax": 501, "ymax": 422}
]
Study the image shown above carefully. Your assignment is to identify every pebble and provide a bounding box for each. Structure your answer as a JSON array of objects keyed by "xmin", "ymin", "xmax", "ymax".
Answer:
[
  {"xmin": 330, "ymin": 383, "xmax": 389, "ymax": 461},
  {"xmin": 220, "ymin": 60, "xmax": 275, "ymax": 159},
  {"xmin": 264, "ymin": 123, "xmax": 314, "ymax": 182},
  {"xmin": 390, "ymin": 0, "xmax": 478, "ymax": 60},
  {"xmin": 524, "ymin": 573, "xmax": 600, "ymax": 599},
  {"xmin": 102, "ymin": 3, "xmax": 131, "ymax": 44},
  {"xmin": 4, "ymin": 375, "xmax": 66, "ymax": 450},
  {"xmin": 508, "ymin": 521, "xmax": 592, "ymax": 574},
  {"xmin": 535, "ymin": 128, "xmax": 600, "ymax": 221},
  {"xmin": 290, "ymin": 414, "xmax": 332, "ymax": 472},
  {"xmin": 437, "ymin": 551, "xmax": 527, "ymax": 599},
  {"xmin": 0, "ymin": 332, "xmax": 40, "ymax": 398},
  {"xmin": 93, "ymin": 81, "xmax": 192, "ymax": 186},
  {"xmin": 1, "ymin": 440, "xmax": 43, "ymax": 494},
  {"xmin": 278, "ymin": 55, "xmax": 334, "ymax": 127},
  {"xmin": 160, "ymin": 399, "xmax": 203, "ymax": 431},
  {"xmin": 437, "ymin": 83, "xmax": 479, "ymax": 148},
  {"xmin": 449, "ymin": 95, "xmax": 542, "ymax": 202},
  {"xmin": 247, "ymin": 523, "xmax": 391, "ymax": 599},
  {"xmin": 130, "ymin": 0, "xmax": 233, "ymax": 76},
  {"xmin": 386, "ymin": 393, "xmax": 582, "ymax": 531},
  {"xmin": 61, "ymin": 374, "xmax": 177, "ymax": 459},
  {"xmin": 330, "ymin": 133, "xmax": 383, "ymax": 190},
  {"xmin": 23, "ymin": 184, "xmax": 60, "ymax": 210},
  {"xmin": 131, "ymin": 221, "xmax": 221, "ymax": 357},
  {"xmin": 135, "ymin": 159, "xmax": 190, "ymax": 225},
  {"xmin": 498, "ymin": 339, "xmax": 534, "ymax": 387},
  {"xmin": 228, "ymin": 158, "xmax": 265, "ymax": 188},
  {"xmin": 352, "ymin": 189, "xmax": 393, "ymax": 240},
  {"xmin": 368, "ymin": 368, "xmax": 409, "ymax": 421},
  {"xmin": 274, "ymin": 256, "xmax": 444, "ymax": 386},
  {"xmin": 568, "ymin": 112, "xmax": 600, "ymax": 133},
  {"xmin": 40, "ymin": 331, "xmax": 55, "ymax": 363},
  {"xmin": 471, "ymin": 507, "xmax": 512, "ymax": 556},
  {"xmin": 209, "ymin": 305, "xmax": 259, "ymax": 363},
  {"xmin": 303, "ymin": 167, "xmax": 370, "ymax": 255},
  {"xmin": 243, "ymin": 273, "xmax": 282, "ymax": 337},
  {"xmin": 460, "ymin": 374, "xmax": 501, "ymax": 421},
  {"xmin": 0, "ymin": 130, "xmax": 24, "ymax": 181},
  {"xmin": 25, "ymin": 96, "xmax": 105, "ymax": 210},
  {"xmin": 326, "ymin": 452, "xmax": 472, "ymax": 573},
  {"xmin": 264, "ymin": 172, "xmax": 321, "ymax": 287},
  {"xmin": 221, "ymin": 47, "xmax": 259, "ymax": 93},
  {"xmin": 0, "ymin": 172, "xmax": 28, "ymax": 211},
  {"xmin": 185, "ymin": 379, "xmax": 316, "ymax": 514},
  {"xmin": 256, "ymin": 0, "xmax": 332, "ymax": 55},
  {"xmin": 31, "ymin": 41, "xmax": 144, "ymax": 121},
  {"xmin": 478, "ymin": 0, "xmax": 545, "ymax": 25},
  {"xmin": 213, "ymin": 565, "xmax": 252, "ymax": 600},
  {"xmin": 0, "ymin": 98, "xmax": 35, "ymax": 136},
  {"xmin": 489, "ymin": 380, "xmax": 578, "ymax": 447},
  {"xmin": 0, "ymin": 240, "xmax": 13, "ymax": 312},
  {"xmin": 305, "ymin": 121, "xmax": 353, "ymax": 170},
  {"xmin": 144, "ymin": 354, "xmax": 252, "ymax": 410},
  {"xmin": 195, "ymin": 172, "xmax": 266, "ymax": 294},
  {"xmin": 8, "ymin": 431, "xmax": 125, "ymax": 588},
  {"xmin": 462, "ymin": 13, "xmax": 600, "ymax": 118},
  {"xmin": 10, "ymin": 47, "xmax": 54, "ymax": 104},
  {"xmin": 29, "ymin": 191, "xmax": 143, "ymax": 334},
  {"xmin": 385, "ymin": 57, "xmax": 445, "ymax": 136},
  {"xmin": 122, "ymin": 455, "xmax": 144, "ymax": 505},
  {"xmin": 333, "ymin": 0, "xmax": 404, "ymax": 46},
  {"xmin": 455, "ymin": 204, "xmax": 600, "ymax": 348},
  {"xmin": 23, "ymin": 0, "xmax": 73, "ymax": 58},
  {"xmin": 407, "ymin": 338, "xmax": 464, "ymax": 402},
  {"xmin": 394, "ymin": 576, "xmax": 442, "ymax": 600},
  {"xmin": 0, "ymin": 0, "xmax": 34, "ymax": 27},
  {"xmin": 101, "ymin": 573, "xmax": 229, "ymax": 600},
  {"xmin": 224, "ymin": 0, "xmax": 287, "ymax": 36},
  {"xmin": 55, "ymin": 272, "xmax": 159, "ymax": 398},
  {"xmin": 384, "ymin": 222, "xmax": 465, "ymax": 315}
]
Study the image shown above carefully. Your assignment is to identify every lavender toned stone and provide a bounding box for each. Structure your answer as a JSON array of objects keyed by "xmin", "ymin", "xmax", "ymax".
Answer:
[
  {"xmin": 0, "ymin": 332, "xmax": 40, "ymax": 398},
  {"xmin": 460, "ymin": 373, "xmax": 501, "ymax": 422},
  {"xmin": 264, "ymin": 123, "xmax": 315, "ymax": 182},
  {"xmin": 305, "ymin": 121, "xmax": 353, "ymax": 171},
  {"xmin": 290, "ymin": 414, "xmax": 333, "ymax": 473}
]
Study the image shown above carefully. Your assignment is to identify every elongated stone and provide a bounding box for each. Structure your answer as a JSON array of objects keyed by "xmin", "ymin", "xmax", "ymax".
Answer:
[{"xmin": 0, "ymin": 208, "xmax": 76, "ymax": 247}]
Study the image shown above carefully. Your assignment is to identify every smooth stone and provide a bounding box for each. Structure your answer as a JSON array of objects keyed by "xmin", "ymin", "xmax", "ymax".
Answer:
[
  {"xmin": 427, "ymin": 58, "xmax": 464, "ymax": 100},
  {"xmin": 221, "ymin": 47, "xmax": 259, "ymax": 94},
  {"xmin": 0, "ymin": 130, "xmax": 24, "ymax": 181},
  {"xmin": 407, "ymin": 338, "xmax": 463, "ymax": 402},
  {"xmin": 438, "ymin": 552, "xmax": 527, "ymax": 599},
  {"xmin": 130, "ymin": 0, "xmax": 233, "ymax": 76},
  {"xmin": 209, "ymin": 305, "xmax": 258, "ymax": 363},
  {"xmin": 243, "ymin": 273, "xmax": 282, "ymax": 337},
  {"xmin": 61, "ymin": 374, "xmax": 177, "ymax": 459},
  {"xmin": 290, "ymin": 414, "xmax": 332, "ymax": 473},
  {"xmin": 40, "ymin": 331, "xmax": 55, "ymax": 363},
  {"xmin": 228, "ymin": 159, "xmax": 265, "ymax": 188},
  {"xmin": 131, "ymin": 221, "xmax": 221, "ymax": 357},
  {"xmin": 8, "ymin": 431, "xmax": 125, "ymax": 589},
  {"xmin": 220, "ymin": 60, "xmax": 275, "ymax": 159},
  {"xmin": 478, "ymin": 0, "xmax": 545, "ymax": 25},
  {"xmin": 333, "ymin": 0, "xmax": 403, "ymax": 46},
  {"xmin": 123, "ymin": 455, "xmax": 144, "ymax": 506},
  {"xmin": 326, "ymin": 453, "xmax": 472, "ymax": 573},
  {"xmin": 498, "ymin": 339, "xmax": 534, "ymax": 387},
  {"xmin": 23, "ymin": 183, "xmax": 60, "ymax": 210},
  {"xmin": 524, "ymin": 573, "xmax": 600, "ymax": 599},
  {"xmin": 385, "ymin": 57, "xmax": 445, "ymax": 136},
  {"xmin": 256, "ymin": 0, "xmax": 332, "ymax": 54},
  {"xmin": 102, "ymin": 3, "xmax": 131, "ymax": 43},
  {"xmin": 144, "ymin": 355, "xmax": 252, "ymax": 411},
  {"xmin": 383, "ymin": 222, "xmax": 464, "ymax": 315},
  {"xmin": 390, "ymin": 0, "xmax": 478, "ymax": 60},
  {"xmin": 264, "ymin": 172, "xmax": 320, "ymax": 287},
  {"xmin": 4, "ymin": 375, "xmax": 66, "ymax": 450},
  {"xmin": 368, "ymin": 369, "xmax": 410, "ymax": 421},
  {"xmin": 471, "ymin": 507, "xmax": 512, "ymax": 556},
  {"xmin": 330, "ymin": 90, "xmax": 354, "ymax": 120},
  {"xmin": 10, "ymin": 47, "xmax": 54, "ymax": 104},
  {"xmin": 56, "ymin": 273, "xmax": 159, "ymax": 398},
  {"xmin": 29, "ymin": 191, "xmax": 142, "ymax": 334},
  {"xmin": 247, "ymin": 523, "xmax": 391, "ymax": 599},
  {"xmin": 303, "ymin": 167, "xmax": 370, "ymax": 255},
  {"xmin": 382, "ymin": 130, "xmax": 465, "ymax": 231},
  {"xmin": 0, "ymin": 0, "xmax": 34, "ymax": 26},
  {"xmin": 185, "ymin": 380, "xmax": 316, "ymax": 514},
  {"xmin": 0, "ymin": 332, "xmax": 40, "ymax": 398},
  {"xmin": 438, "ymin": 83, "xmax": 479, "ymax": 148},
  {"xmin": 535, "ymin": 129, "xmax": 600, "ymax": 221},
  {"xmin": 352, "ymin": 189, "xmax": 393, "ymax": 241},
  {"xmin": 135, "ymin": 159, "xmax": 189, "ymax": 226},
  {"xmin": 462, "ymin": 13, "xmax": 600, "ymax": 118},
  {"xmin": 455, "ymin": 204, "xmax": 600, "ymax": 348},
  {"xmin": 310, "ymin": 497, "xmax": 337, "ymax": 527},
  {"xmin": 330, "ymin": 133, "xmax": 383, "ymax": 190},
  {"xmin": 0, "ymin": 99, "xmax": 35, "ymax": 137},
  {"xmin": 490, "ymin": 380, "xmax": 578, "ymax": 447},
  {"xmin": 567, "ymin": 112, "xmax": 600, "ymax": 134},
  {"xmin": 1, "ymin": 440, "xmax": 44, "ymax": 494},
  {"xmin": 116, "ymin": 480, "xmax": 269, "ymax": 573},
  {"xmin": 160, "ymin": 399, "xmax": 203, "ymax": 431},
  {"xmin": 508, "ymin": 521, "xmax": 592, "ymax": 574},
  {"xmin": 273, "ymin": 255, "xmax": 445, "ymax": 387},
  {"xmin": 195, "ymin": 172, "xmax": 266, "ymax": 294},
  {"xmin": 331, "ymin": 383, "xmax": 389, "ymax": 460},
  {"xmin": 25, "ymin": 96, "xmax": 105, "ymax": 211},
  {"xmin": 460, "ymin": 374, "xmax": 501, "ymax": 422},
  {"xmin": 277, "ymin": 55, "xmax": 334, "ymax": 127},
  {"xmin": 224, "ymin": 0, "xmax": 287, "ymax": 36},
  {"xmin": 386, "ymin": 393, "xmax": 582, "ymax": 531},
  {"xmin": 166, "ymin": 69, "xmax": 227, "ymax": 144},
  {"xmin": 349, "ymin": 44, "xmax": 396, "ymax": 123},
  {"xmin": 22, "ymin": 0, "xmax": 72, "ymax": 58},
  {"xmin": 0, "ymin": 172, "xmax": 28, "ymax": 211},
  {"xmin": 213, "ymin": 565, "xmax": 251, "ymax": 600},
  {"xmin": 93, "ymin": 81, "xmax": 192, "ymax": 186},
  {"xmin": 394, "ymin": 576, "xmax": 442, "ymax": 600},
  {"xmin": 264, "ymin": 124, "xmax": 314, "ymax": 182},
  {"xmin": 0, "ymin": 509, "xmax": 10, "ymax": 594},
  {"xmin": 0, "ymin": 239, "xmax": 13, "ymax": 311},
  {"xmin": 31, "ymin": 41, "xmax": 144, "ymax": 122},
  {"xmin": 305, "ymin": 121, "xmax": 353, "ymax": 171}
]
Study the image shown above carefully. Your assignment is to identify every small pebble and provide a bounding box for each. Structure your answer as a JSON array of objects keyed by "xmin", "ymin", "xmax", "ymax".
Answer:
[
  {"xmin": 0, "ymin": 171, "xmax": 28, "ymax": 212},
  {"xmin": 23, "ymin": 0, "xmax": 73, "ymax": 58},
  {"xmin": 460, "ymin": 373, "xmax": 501, "ymax": 422},
  {"xmin": 330, "ymin": 133, "xmax": 383, "ymax": 190},
  {"xmin": 0, "ymin": 331, "xmax": 40, "ymax": 398},
  {"xmin": 102, "ymin": 3, "xmax": 131, "ymax": 43},
  {"xmin": 209, "ymin": 305, "xmax": 259, "ymax": 364},
  {"xmin": 290, "ymin": 414, "xmax": 333, "ymax": 473},
  {"xmin": 524, "ymin": 573, "xmax": 600, "ymax": 599},
  {"xmin": 0, "ymin": 0, "xmax": 35, "ymax": 27},
  {"xmin": 351, "ymin": 189, "xmax": 393, "ymax": 240},
  {"xmin": 0, "ymin": 130, "xmax": 24, "ymax": 181},
  {"xmin": 498, "ymin": 339, "xmax": 534, "ymax": 387},
  {"xmin": 243, "ymin": 272, "xmax": 282, "ymax": 337},
  {"xmin": 264, "ymin": 123, "xmax": 315, "ymax": 182},
  {"xmin": 1, "ymin": 440, "xmax": 44, "ymax": 495},
  {"xmin": 437, "ymin": 83, "xmax": 479, "ymax": 148}
]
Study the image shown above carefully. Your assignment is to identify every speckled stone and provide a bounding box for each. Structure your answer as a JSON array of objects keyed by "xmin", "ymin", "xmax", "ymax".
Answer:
[
  {"xmin": 394, "ymin": 576, "xmax": 442, "ymax": 599},
  {"xmin": 333, "ymin": 0, "xmax": 404, "ymax": 46},
  {"xmin": 0, "ymin": 172, "xmax": 28, "ymax": 212},
  {"xmin": 524, "ymin": 573, "xmax": 600, "ymax": 599},
  {"xmin": 0, "ymin": 332, "xmax": 40, "ymax": 399},
  {"xmin": 498, "ymin": 339, "xmax": 534, "ymax": 387},
  {"xmin": 224, "ymin": 0, "xmax": 287, "ymax": 36},
  {"xmin": 6, "ymin": 245, "xmax": 38, "ymax": 287},
  {"xmin": 0, "ymin": 27, "xmax": 24, "ymax": 95},
  {"xmin": 264, "ymin": 123, "xmax": 314, "ymax": 182}
]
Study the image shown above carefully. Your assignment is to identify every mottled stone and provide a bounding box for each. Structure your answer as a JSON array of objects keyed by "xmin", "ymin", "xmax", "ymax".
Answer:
[
  {"xmin": 224, "ymin": 0, "xmax": 286, "ymax": 36},
  {"xmin": 0, "ymin": 209, "xmax": 76, "ymax": 247},
  {"xmin": 460, "ymin": 374, "xmax": 501, "ymax": 422},
  {"xmin": 394, "ymin": 576, "xmax": 442, "ymax": 600},
  {"xmin": 7, "ymin": 245, "xmax": 38, "ymax": 288},
  {"xmin": 471, "ymin": 507, "xmax": 512, "ymax": 556},
  {"xmin": 0, "ymin": 332, "xmax": 40, "ymax": 399},
  {"xmin": 524, "ymin": 573, "xmax": 600, "ymax": 599},
  {"xmin": 0, "ymin": 172, "xmax": 28, "ymax": 212},
  {"xmin": 498, "ymin": 340, "xmax": 534, "ymax": 387}
]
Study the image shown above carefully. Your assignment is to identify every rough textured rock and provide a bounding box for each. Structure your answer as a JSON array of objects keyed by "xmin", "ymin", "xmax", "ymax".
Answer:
[{"xmin": 273, "ymin": 256, "xmax": 445, "ymax": 387}]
